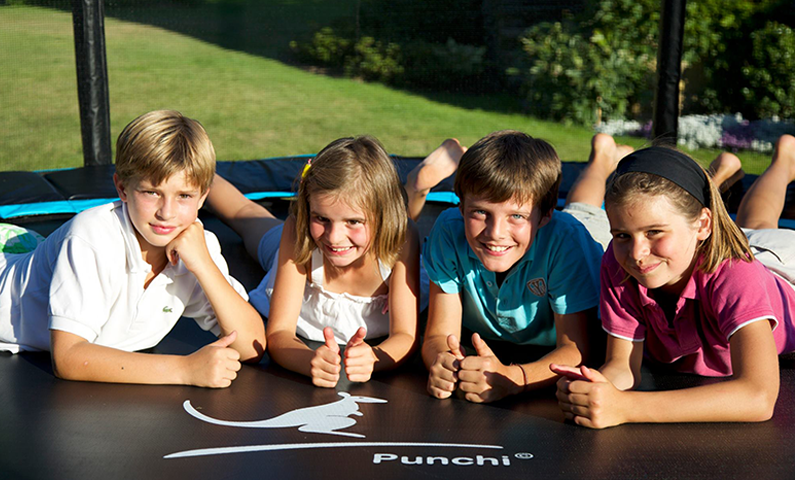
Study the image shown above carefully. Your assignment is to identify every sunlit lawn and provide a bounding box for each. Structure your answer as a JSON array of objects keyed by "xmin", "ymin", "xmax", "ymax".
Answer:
[{"xmin": 0, "ymin": 5, "xmax": 772, "ymax": 174}]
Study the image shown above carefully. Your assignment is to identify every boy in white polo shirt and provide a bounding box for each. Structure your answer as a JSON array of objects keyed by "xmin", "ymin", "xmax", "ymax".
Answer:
[
  {"xmin": 0, "ymin": 110, "xmax": 265, "ymax": 388},
  {"xmin": 422, "ymin": 130, "xmax": 604, "ymax": 403}
]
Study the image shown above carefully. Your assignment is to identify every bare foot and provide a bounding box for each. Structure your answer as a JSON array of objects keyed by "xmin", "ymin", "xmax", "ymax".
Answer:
[
  {"xmin": 589, "ymin": 133, "xmax": 622, "ymax": 178},
  {"xmin": 565, "ymin": 133, "xmax": 625, "ymax": 208},
  {"xmin": 708, "ymin": 152, "xmax": 744, "ymax": 192},
  {"xmin": 407, "ymin": 138, "xmax": 466, "ymax": 194},
  {"xmin": 771, "ymin": 134, "xmax": 795, "ymax": 183},
  {"xmin": 615, "ymin": 143, "xmax": 634, "ymax": 163},
  {"xmin": 735, "ymin": 135, "xmax": 795, "ymax": 230}
]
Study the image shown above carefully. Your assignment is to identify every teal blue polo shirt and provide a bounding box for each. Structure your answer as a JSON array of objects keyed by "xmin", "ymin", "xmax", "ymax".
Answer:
[{"xmin": 423, "ymin": 208, "xmax": 602, "ymax": 346}]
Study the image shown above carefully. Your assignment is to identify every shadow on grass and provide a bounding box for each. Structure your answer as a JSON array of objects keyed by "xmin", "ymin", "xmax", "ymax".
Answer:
[{"xmin": 41, "ymin": 0, "xmax": 529, "ymax": 117}]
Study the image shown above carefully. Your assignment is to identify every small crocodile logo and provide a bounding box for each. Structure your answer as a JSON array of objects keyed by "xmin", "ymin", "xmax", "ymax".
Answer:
[{"xmin": 163, "ymin": 306, "xmax": 173, "ymax": 313}]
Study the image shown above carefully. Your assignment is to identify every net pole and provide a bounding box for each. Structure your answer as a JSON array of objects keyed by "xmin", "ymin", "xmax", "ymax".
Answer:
[
  {"xmin": 72, "ymin": 0, "xmax": 112, "ymax": 166},
  {"xmin": 652, "ymin": 0, "xmax": 686, "ymax": 146}
]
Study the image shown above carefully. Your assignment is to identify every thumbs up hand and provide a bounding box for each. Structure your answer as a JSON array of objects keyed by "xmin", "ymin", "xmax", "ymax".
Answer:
[
  {"xmin": 310, "ymin": 327, "xmax": 341, "ymax": 388},
  {"xmin": 186, "ymin": 331, "xmax": 242, "ymax": 388},
  {"xmin": 458, "ymin": 333, "xmax": 523, "ymax": 403},
  {"xmin": 343, "ymin": 327, "xmax": 377, "ymax": 383},
  {"xmin": 427, "ymin": 334, "xmax": 466, "ymax": 400}
]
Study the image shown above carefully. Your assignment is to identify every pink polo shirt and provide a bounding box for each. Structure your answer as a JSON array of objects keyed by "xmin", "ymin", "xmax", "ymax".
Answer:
[{"xmin": 601, "ymin": 246, "xmax": 795, "ymax": 376}]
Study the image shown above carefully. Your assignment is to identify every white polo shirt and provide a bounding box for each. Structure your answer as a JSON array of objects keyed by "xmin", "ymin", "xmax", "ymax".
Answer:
[{"xmin": 0, "ymin": 201, "xmax": 247, "ymax": 353}]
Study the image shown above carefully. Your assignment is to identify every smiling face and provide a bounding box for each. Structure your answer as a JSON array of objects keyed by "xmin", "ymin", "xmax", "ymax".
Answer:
[
  {"xmin": 461, "ymin": 194, "xmax": 551, "ymax": 273},
  {"xmin": 606, "ymin": 193, "xmax": 712, "ymax": 294},
  {"xmin": 308, "ymin": 192, "xmax": 373, "ymax": 270},
  {"xmin": 114, "ymin": 170, "xmax": 208, "ymax": 260}
]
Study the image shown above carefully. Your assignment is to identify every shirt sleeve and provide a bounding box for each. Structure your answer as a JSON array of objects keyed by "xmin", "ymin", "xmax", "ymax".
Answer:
[
  {"xmin": 703, "ymin": 259, "xmax": 780, "ymax": 341},
  {"xmin": 48, "ymin": 236, "xmax": 120, "ymax": 342},
  {"xmin": 600, "ymin": 246, "xmax": 646, "ymax": 341},
  {"xmin": 182, "ymin": 230, "xmax": 249, "ymax": 335},
  {"xmin": 422, "ymin": 209, "xmax": 463, "ymax": 294},
  {"xmin": 545, "ymin": 215, "xmax": 601, "ymax": 315}
]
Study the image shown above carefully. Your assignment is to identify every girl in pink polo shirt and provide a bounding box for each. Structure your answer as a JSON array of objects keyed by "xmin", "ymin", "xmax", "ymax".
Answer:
[{"xmin": 552, "ymin": 134, "xmax": 795, "ymax": 428}]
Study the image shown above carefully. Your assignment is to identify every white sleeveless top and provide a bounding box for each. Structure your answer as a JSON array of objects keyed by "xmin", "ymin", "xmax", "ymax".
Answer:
[{"xmin": 248, "ymin": 248, "xmax": 391, "ymax": 344}]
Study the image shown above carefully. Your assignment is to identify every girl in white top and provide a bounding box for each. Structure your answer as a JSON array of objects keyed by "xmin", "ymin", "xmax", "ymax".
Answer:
[{"xmin": 208, "ymin": 136, "xmax": 458, "ymax": 387}]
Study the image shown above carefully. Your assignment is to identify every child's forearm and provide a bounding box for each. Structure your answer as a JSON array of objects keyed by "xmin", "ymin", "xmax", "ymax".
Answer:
[
  {"xmin": 372, "ymin": 332, "xmax": 417, "ymax": 372},
  {"xmin": 51, "ymin": 330, "xmax": 242, "ymax": 388},
  {"xmin": 600, "ymin": 362, "xmax": 638, "ymax": 391},
  {"xmin": 190, "ymin": 261, "xmax": 266, "ymax": 361},
  {"xmin": 522, "ymin": 342, "xmax": 585, "ymax": 390},
  {"xmin": 421, "ymin": 334, "xmax": 452, "ymax": 370},
  {"xmin": 266, "ymin": 330, "xmax": 319, "ymax": 377},
  {"xmin": 52, "ymin": 338, "xmax": 188, "ymax": 385},
  {"xmin": 616, "ymin": 379, "xmax": 777, "ymax": 424}
]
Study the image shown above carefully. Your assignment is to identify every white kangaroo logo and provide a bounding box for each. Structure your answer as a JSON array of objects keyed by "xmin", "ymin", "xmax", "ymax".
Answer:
[{"xmin": 183, "ymin": 392, "xmax": 387, "ymax": 438}]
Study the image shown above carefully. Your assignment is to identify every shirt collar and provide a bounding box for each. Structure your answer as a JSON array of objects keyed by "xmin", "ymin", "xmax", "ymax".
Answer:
[{"xmin": 636, "ymin": 268, "xmax": 700, "ymax": 306}]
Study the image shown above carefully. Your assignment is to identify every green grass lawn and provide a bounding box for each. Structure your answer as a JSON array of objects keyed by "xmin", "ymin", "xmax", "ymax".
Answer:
[{"xmin": 0, "ymin": 4, "xmax": 773, "ymax": 174}]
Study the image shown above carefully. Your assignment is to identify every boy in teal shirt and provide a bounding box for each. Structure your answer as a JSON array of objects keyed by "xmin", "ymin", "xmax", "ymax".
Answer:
[{"xmin": 422, "ymin": 130, "xmax": 605, "ymax": 403}]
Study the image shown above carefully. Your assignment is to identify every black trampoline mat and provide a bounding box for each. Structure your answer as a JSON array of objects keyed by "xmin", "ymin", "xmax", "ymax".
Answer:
[
  {"xmin": 3, "ymin": 316, "xmax": 795, "ymax": 480},
  {"xmin": 3, "ymin": 198, "xmax": 795, "ymax": 480}
]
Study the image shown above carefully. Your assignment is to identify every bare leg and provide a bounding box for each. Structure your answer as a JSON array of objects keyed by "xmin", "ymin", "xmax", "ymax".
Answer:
[
  {"xmin": 405, "ymin": 138, "xmax": 466, "ymax": 221},
  {"xmin": 736, "ymin": 135, "xmax": 795, "ymax": 230},
  {"xmin": 205, "ymin": 174, "xmax": 283, "ymax": 260},
  {"xmin": 708, "ymin": 152, "xmax": 745, "ymax": 193},
  {"xmin": 565, "ymin": 133, "xmax": 632, "ymax": 208}
]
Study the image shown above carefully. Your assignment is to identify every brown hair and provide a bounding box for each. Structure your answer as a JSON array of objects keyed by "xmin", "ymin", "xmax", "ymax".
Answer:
[
  {"xmin": 292, "ymin": 136, "xmax": 408, "ymax": 267},
  {"xmin": 115, "ymin": 110, "xmax": 215, "ymax": 193},
  {"xmin": 454, "ymin": 130, "xmax": 561, "ymax": 215},
  {"xmin": 605, "ymin": 151, "xmax": 753, "ymax": 273}
]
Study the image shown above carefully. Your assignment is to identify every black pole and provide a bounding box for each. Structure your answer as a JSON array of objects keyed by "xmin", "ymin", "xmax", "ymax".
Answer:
[
  {"xmin": 72, "ymin": 0, "xmax": 111, "ymax": 166},
  {"xmin": 652, "ymin": 0, "xmax": 686, "ymax": 145}
]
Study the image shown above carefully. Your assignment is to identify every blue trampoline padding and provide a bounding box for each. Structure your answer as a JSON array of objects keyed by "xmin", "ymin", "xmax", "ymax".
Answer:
[
  {"xmin": 1, "ymin": 157, "xmax": 794, "ymax": 230},
  {"xmin": 0, "ymin": 156, "xmax": 458, "ymax": 220},
  {"xmin": 427, "ymin": 191, "xmax": 459, "ymax": 204},
  {"xmin": 0, "ymin": 199, "xmax": 118, "ymax": 219},
  {"xmin": 0, "ymin": 171, "xmax": 64, "ymax": 205},
  {"xmin": 243, "ymin": 191, "xmax": 295, "ymax": 201}
]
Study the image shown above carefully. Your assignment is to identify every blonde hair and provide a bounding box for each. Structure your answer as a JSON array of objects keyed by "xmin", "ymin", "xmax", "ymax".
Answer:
[
  {"xmin": 115, "ymin": 110, "xmax": 215, "ymax": 193},
  {"xmin": 292, "ymin": 136, "xmax": 408, "ymax": 267},
  {"xmin": 454, "ymin": 130, "xmax": 561, "ymax": 215},
  {"xmin": 605, "ymin": 154, "xmax": 753, "ymax": 273}
]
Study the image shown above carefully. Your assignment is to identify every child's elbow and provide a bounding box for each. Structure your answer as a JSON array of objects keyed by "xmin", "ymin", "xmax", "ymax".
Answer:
[
  {"xmin": 51, "ymin": 355, "xmax": 81, "ymax": 381},
  {"xmin": 746, "ymin": 388, "xmax": 778, "ymax": 422},
  {"xmin": 240, "ymin": 336, "xmax": 267, "ymax": 363}
]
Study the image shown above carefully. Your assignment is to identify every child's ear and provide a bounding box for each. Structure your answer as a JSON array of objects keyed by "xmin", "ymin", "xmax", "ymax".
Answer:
[
  {"xmin": 113, "ymin": 173, "xmax": 129, "ymax": 202},
  {"xmin": 538, "ymin": 207, "xmax": 553, "ymax": 228},
  {"xmin": 696, "ymin": 207, "xmax": 713, "ymax": 241},
  {"xmin": 197, "ymin": 189, "xmax": 210, "ymax": 210}
]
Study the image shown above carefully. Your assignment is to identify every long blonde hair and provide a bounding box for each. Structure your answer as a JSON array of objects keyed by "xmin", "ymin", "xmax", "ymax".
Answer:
[{"xmin": 291, "ymin": 136, "xmax": 408, "ymax": 268}]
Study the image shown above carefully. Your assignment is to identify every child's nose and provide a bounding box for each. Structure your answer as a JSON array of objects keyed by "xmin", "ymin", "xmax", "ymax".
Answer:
[
  {"xmin": 631, "ymin": 239, "xmax": 649, "ymax": 260},
  {"xmin": 157, "ymin": 197, "xmax": 176, "ymax": 219},
  {"xmin": 327, "ymin": 223, "xmax": 344, "ymax": 243},
  {"xmin": 486, "ymin": 218, "xmax": 506, "ymax": 239}
]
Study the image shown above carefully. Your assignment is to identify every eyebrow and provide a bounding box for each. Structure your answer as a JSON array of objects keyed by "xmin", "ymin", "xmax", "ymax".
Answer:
[
  {"xmin": 610, "ymin": 223, "xmax": 670, "ymax": 233},
  {"xmin": 309, "ymin": 210, "xmax": 366, "ymax": 222},
  {"xmin": 466, "ymin": 202, "xmax": 531, "ymax": 215}
]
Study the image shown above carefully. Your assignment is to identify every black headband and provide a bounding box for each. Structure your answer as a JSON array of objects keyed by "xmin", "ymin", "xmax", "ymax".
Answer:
[{"xmin": 614, "ymin": 146, "xmax": 710, "ymax": 207}]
